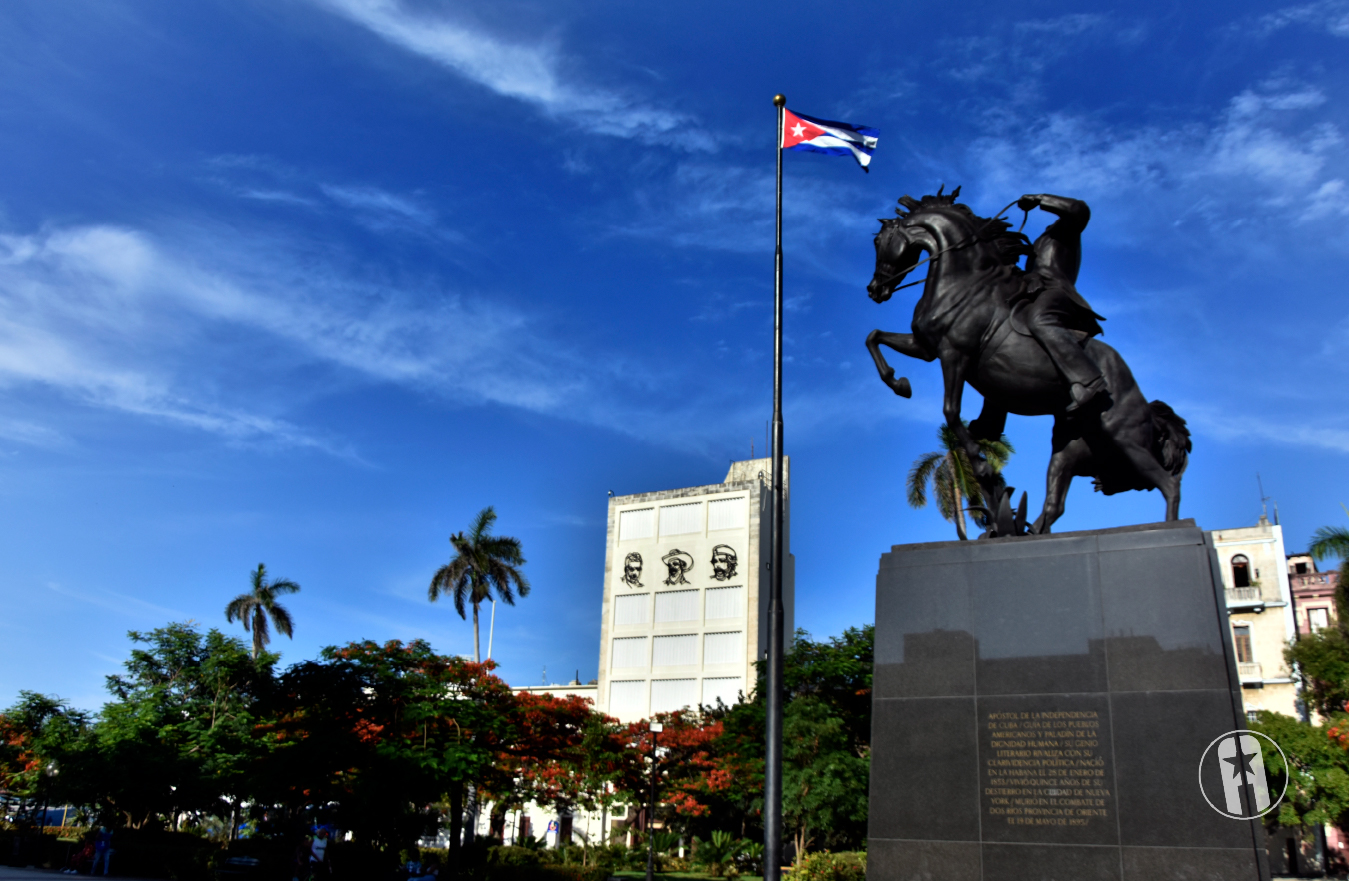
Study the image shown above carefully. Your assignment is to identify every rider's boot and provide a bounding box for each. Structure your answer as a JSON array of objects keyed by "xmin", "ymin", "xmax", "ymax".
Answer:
[{"xmin": 1066, "ymin": 376, "xmax": 1109, "ymax": 415}]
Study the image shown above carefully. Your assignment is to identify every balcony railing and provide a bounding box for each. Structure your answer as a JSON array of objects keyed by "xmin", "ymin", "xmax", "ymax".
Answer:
[
  {"xmin": 1238, "ymin": 662, "xmax": 1263, "ymax": 682},
  {"xmin": 1226, "ymin": 587, "xmax": 1264, "ymax": 606}
]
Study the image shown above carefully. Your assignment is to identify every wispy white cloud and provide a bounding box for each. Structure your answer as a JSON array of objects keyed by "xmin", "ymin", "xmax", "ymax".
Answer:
[
  {"xmin": 1248, "ymin": 1, "xmax": 1349, "ymax": 38},
  {"xmin": 0, "ymin": 417, "xmax": 69, "ymax": 448},
  {"xmin": 206, "ymin": 156, "xmax": 453, "ymax": 237},
  {"xmin": 0, "ymin": 223, "xmax": 568, "ymax": 453},
  {"xmin": 308, "ymin": 0, "xmax": 708, "ymax": 148},
  {"xmin": 44, "ymin": 580, "xmax": 188, "ymax": 621},
  {"xmin": 1184, "ymin": 403, "xmax": 1349, "ymax": 455},
  {"xmin": 965, "ymin": 79, "xmax": 1349, "ymax": 238}
]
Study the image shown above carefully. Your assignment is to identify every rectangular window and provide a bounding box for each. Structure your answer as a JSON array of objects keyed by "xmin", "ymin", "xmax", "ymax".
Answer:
[
  {"xmin": 708, "ymin": 497, "xmax": 746, "ymax": 531},
  {"xmin": 1310, "ymin": 608, "xmax": 1330, "ymax": 632},
  {"xmin": 701, "ymin": 676, "xmax": 744, "ymax": 708},
  {"xmin": 1296, "ymin": 562, "xmax": 1309, "ymax": 575},
  {"xmin": 659, "ymin": 503, "xmax": 702, "ymax": 537},
  {"xmin": 654, "ymin": 589, "xmax": 699, "ymax": 623},
  {"xmin": 609, "ymin": 679, "xmax": 646, "ymax": 714},
  {"xmin": 705, "ymin": 586, "xmax": 745, "ymax": 620},
  {"xmin": 650, "ymin": 678, "xmax": 697, "ymax": 713},
  {"xmin": 619, "ymin": 508, "xmax": 654, "ymax": 541},
  {"xmin": 703, "ymin": 631, "xmax": 744, "ymax": 665},
  {"xmin": 611, "ymin": 637, "xmax": 648, "ymax": 669},
  {"xmin": 1233, "ymin": 625, "xmax": 1253, "ymax": 663},
  {"xmin": 614, "ymin": 594, "xmax": 649, "ymax": 626},
  {"xmin": 652, "ymin": 634, "xmax": 697, "ymax": 666}
]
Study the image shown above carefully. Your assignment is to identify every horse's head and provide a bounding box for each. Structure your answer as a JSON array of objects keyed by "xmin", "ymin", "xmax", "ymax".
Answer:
[
  {"xmin": 868, "ymin": 186, "xmax": 1029, "ymax": 303},
  {"xmin": 867, "ymin": 187, "xmax": 969, "ymax": 303}
]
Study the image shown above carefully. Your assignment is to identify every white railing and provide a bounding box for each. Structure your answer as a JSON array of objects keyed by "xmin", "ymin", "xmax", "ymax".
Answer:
[
  {"xmin": 1226, "ymin": 587, "xmax": 1263, "ymax": 604},
  {"xmin": 1237, "ymin": 662, "xmax": 1263, "ymax": 681}
]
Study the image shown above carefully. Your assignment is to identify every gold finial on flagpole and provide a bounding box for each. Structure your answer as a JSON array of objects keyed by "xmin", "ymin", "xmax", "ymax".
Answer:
[{"xmin": 773, "ymin": 94, "xmax": 786, "ymax": 107}]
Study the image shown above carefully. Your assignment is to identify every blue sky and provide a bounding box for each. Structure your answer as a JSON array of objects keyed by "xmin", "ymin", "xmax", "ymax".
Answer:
[{"xmin": 4, "ymin": 0, "xmax": 1349, "ymax": 711}]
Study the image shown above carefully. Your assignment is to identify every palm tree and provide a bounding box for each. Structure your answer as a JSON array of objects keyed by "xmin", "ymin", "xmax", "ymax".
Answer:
[
  {"xmin": 1309, "ymin": 510, "xmax": 1349, "ymax": 624},
  {"xmin": 906, "ymin": 422, "xmax": 1014, "ymax": 540},
  {"xmin": 429, "ymin": 506, "xmax": 530, "ymax": 663},
  {"xmin": 224, "ymin": 563, "xmax": 301, "ymax": 660}
]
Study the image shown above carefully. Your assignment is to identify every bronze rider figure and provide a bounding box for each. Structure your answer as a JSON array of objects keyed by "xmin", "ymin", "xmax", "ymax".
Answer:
[{"xmin": 1015, "ymin": 193, "xmax": 1109, "ymax": 414}]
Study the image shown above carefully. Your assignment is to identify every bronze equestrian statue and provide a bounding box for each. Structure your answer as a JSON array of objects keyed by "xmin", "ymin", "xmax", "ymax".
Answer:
[{"xmin": 865, "ymin": 188, "xmax": 1190, "ymax": 536}]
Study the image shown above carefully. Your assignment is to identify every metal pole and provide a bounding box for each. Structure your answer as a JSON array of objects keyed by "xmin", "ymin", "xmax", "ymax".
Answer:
[
  {"xmin": 764, "ymin": 91, "xmax": 786, "ymax": 881},
  {"xmin": 487, "ymin": 599, "xmax": 496, "ymax": 660},
  {"xmin": 646, "ymin": 723, "xmax": 661, "ymax": 881}
]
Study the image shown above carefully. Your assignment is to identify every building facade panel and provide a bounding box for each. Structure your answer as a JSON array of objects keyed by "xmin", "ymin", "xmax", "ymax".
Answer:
[{"xmin": 596, "ymin": 457, "xmax": 794, "ymax": 722}]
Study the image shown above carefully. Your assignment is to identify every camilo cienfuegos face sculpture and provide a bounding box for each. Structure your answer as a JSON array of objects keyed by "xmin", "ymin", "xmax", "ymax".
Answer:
[
  {"xmin": 661, "ymin": 550, "xmax": 693, "ymax": 586},
  {"xmin": 865, "ymin": 187, "xmax": 1191, "ymax": 537}
]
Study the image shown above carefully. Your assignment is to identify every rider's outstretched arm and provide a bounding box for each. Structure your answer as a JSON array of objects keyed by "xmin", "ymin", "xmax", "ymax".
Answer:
[{"xmin": 1018, "ymin": 194, "xmax": 1090, "ymax": 233}]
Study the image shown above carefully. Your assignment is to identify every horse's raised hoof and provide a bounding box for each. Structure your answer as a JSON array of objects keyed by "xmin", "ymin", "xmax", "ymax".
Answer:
[{"xmin": 891, "ymin": 376, "xmax": 912, "ymax": 398}]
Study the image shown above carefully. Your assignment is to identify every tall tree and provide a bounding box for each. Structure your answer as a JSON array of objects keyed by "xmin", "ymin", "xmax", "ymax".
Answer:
[
  {"xmin": 225, "ymin": 563, "xmax": 301, "ymax": 660},
  {"xmin": 428, "ymin": 507, "xmax": 530, "ymax": 663},
  {"xmin": 906, "ymin": 422, "xmax": 1013, "ymax": 540}
]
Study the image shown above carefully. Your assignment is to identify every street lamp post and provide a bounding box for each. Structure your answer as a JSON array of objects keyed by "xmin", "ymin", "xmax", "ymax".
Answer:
[{"xmin": 645, "ymin": 722, "xmax": 663, "ymax": 881}]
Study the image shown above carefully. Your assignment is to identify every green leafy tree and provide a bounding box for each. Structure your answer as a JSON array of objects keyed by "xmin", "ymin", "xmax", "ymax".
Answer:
[
  {"xmin": 261, "ymin": 640, "xmax": 517, "ymax": 871},
  {"xmin": 428, "ymin": 506, "xmax": 530, "ymax": 663},
  {"xmin": 225, "ymin": 563, "xmax": 301, "ymax": 660},
  {"xmin": 1251, "ymin": 711, "xmax": 1349, "ymax": 831},
  {"xmin": 782, "ymin": 696, "xmax": 870, "ymax": 864},
  {"xmin": 907, "ymin": 422, "xmax": 1014, "ymax": 540},
  {"xmin": 86, "ymin": 623, "xmax": 273, "ymax": 828},
  {"xmin": 0, "ymin": 692, "xmax": 90, "ymax": 807}
]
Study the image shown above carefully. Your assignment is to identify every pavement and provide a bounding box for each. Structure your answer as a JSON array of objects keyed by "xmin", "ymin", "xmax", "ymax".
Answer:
[{"xmin": 0, "ymin": 869, "xmax": 156, "ymax": 881}]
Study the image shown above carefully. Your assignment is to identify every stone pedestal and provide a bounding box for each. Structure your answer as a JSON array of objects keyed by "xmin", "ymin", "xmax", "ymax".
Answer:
[{"xmin": 868, "ymin": 521, "xmax": 1269, "ymax": 881}]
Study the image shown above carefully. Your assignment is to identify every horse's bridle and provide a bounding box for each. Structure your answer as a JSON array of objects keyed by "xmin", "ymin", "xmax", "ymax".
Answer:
[{"xmin": 873, "ymin": 199, "xmax": 1026, "ymax": 294}]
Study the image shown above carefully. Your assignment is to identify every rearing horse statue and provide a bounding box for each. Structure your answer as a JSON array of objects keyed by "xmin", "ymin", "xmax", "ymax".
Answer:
[{"xmin": 865, "ymin": 188, "xmax": 1190, "ymax": 536}]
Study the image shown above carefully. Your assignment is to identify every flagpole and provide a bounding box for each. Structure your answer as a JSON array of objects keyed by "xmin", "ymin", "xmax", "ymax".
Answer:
[{"xmin": 764, "ymin": 91, "xmax": 786, "ymax": 881}]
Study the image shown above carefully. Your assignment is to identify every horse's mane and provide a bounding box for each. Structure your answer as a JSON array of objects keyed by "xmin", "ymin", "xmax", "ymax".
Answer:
[{"xmin": 893, "ymin": 187, "xmax": 1032, "ymax": 267}]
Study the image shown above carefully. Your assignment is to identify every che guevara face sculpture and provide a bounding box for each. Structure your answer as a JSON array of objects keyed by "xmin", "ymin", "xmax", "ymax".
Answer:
[
  {"xmin": 622, "ymin": 552, "xmax": 644, "ymax": 588},
  {"xmin": 710, "ymin": 544, "xmax": 738, "ymax": 581}
]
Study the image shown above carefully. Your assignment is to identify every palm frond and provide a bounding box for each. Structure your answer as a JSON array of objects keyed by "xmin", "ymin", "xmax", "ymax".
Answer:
[
  {"xmin": 1310, "ymin": 526, "xmax": 1349, "ymax": 562},
  {"xmin": 269, "ymin": 603, "xmax": 294, "ymax": 639},
  {"xmin": 224, "ymin": 595, "xmax": 255, "ymax": 625},
  {"xmin": 267, "ymin": 578, "xmax": 301, "ymax": 598},
  {"xmin": 469, "ymin": 506, "xmax": 497, "ymax": 542},
  {"xmin": 906, "ymin": 452, "xmax": 943, "ymax": 509},
  {"xmin": 933, "ymin": 462, "xmax": 957, "ymax": 522}
]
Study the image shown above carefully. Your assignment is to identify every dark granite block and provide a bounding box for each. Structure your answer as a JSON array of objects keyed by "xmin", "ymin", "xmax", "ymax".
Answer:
[
  {"xmin": 1099, "ymin": 541, "xmax": 1228, "ymax": 692},
  {"xmin": 875, "ymin": 561, "xmax": 974, "ymax": 698},
  {"xmin": 1110, "ymin": 690, "xmax": 1251, "ymax": 849},
  {"xmin": 871, "ymin": 698, "xmax": 980, "ymax": 842},
  {"xmin": 1121, "ymin": 845, "xmax": 1262, "ymax": 881},
  {"xmin": 866, "ymin": 839, "xmax": 981, "ymax": 881},
  {"xmin": 981, "ymin": 843, "xmax": 1121, "ymax": 881},
  {"xmin": 970, "ymin": 550, "xmax": 1107, "ymax": 696},
  {"xmin": 869, "ymin": 523, "xmax": 1263, "ymax": 880},
  {"xmin": 976, "ymin": 694, "xmax": 1118, "ymax": 846}
]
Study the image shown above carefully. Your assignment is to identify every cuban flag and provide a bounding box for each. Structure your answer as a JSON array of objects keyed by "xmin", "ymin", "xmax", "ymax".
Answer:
[{"xmin": 780, "ymin": 108, "xmax": 879, "ymax": 171}]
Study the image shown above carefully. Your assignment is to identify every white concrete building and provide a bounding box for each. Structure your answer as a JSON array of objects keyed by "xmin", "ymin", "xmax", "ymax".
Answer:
[
  {"xmin": 597, "ymin": 457, "xmax": 794, "ymax": 722},
  {"xmin": 1207, "ymin": 518, "xmax": 1298, "ymax": 718}
]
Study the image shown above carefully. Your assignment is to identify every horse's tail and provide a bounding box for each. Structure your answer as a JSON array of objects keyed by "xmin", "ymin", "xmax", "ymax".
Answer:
[{"xmin": 1149, "ymin": 400, "xmax": 1191, "ymax": 477}]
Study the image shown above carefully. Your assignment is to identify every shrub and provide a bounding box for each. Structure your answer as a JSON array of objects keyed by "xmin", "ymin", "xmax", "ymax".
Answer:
[{"xmin": 791, "ymin": 850, "xmax": 866, "ymax": 881}]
